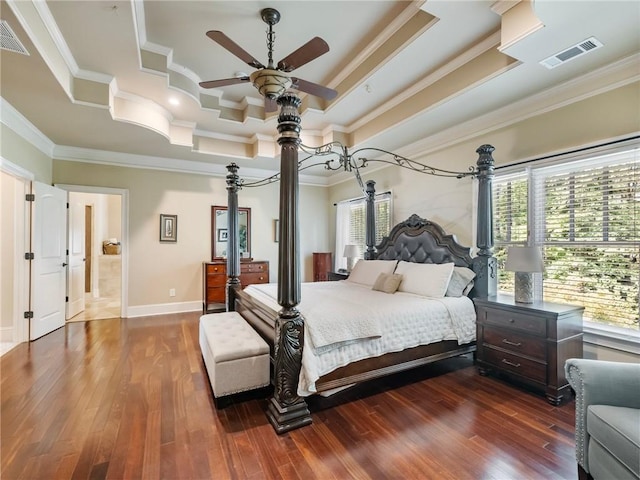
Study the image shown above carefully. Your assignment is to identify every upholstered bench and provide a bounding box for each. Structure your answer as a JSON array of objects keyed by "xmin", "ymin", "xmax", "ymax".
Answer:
[{"xmin": 199, "ymin": 311, "xmax": 270, "ymax": 408}]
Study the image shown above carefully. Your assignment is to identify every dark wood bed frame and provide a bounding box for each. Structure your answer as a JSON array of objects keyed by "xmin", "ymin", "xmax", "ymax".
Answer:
[{"xmin": 223, "ymin": 93, "xmax": 497, "ymax": 433}]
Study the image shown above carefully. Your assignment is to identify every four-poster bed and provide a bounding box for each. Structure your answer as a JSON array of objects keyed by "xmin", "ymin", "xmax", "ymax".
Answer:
[{"xmin": 221, "ymin": 93, "xmax": 496, "ymax": 433}]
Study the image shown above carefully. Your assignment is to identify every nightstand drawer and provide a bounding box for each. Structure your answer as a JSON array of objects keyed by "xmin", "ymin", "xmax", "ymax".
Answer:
[
  {"xmin": 483, "ymin": 347, "xmax": 546, "ymax": 384},
  {"xmin": 480, "ymin": 307, "xmax": 546, "ymax": 336},
  {"xmin": 483, "ymin": 326, "xmax": 546, "ymax": 361}
]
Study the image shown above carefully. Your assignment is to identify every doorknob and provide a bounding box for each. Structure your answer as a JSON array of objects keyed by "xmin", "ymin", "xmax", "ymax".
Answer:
[{"xmin": 62, "ymin": 262, "xmax": 68, "ymax": 267}]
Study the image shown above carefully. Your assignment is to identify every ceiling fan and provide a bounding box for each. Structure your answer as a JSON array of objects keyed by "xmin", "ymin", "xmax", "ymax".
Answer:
[{"xmin": 199, "ymin": 7, "xmax": 338, "ymax": 112}]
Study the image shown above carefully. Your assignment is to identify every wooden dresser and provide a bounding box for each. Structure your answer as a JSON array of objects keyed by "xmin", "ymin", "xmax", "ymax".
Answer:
[
  {"xmin": 202, "ymin": 260, "xmax": 269, "ymax": 313},
  {"xmin": 312, "ymin": 252, "xmax": 332, "ymax": 282},
  {"xmin": 474, "ymin": 295, "xmax": 583, "ymax": 405}
]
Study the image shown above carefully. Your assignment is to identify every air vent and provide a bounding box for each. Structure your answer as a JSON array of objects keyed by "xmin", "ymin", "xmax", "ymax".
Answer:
[
  {"xmin": 540, "ymin": 37, "xmax": 602, "ymax": 70},
  {"xmin": 1, "ymin": 19, "xmax": 29, "ymax": 55}
]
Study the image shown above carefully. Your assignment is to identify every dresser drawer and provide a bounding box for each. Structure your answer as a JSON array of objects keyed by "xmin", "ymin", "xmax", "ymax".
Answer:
[
  {"xmin": 483, "ymin": 347, "xmax": 546, "ymax": 384},
  {"xmin": 207, "ymin": 286, "xmax": 226, "ymax": 304},
  {"xmin": 206, "ymin": 263, "xmax": 226, "ymax": 275},
  {"xmin": 479, "ymin": 307, "xmax": 546, "ymax": 336},
  {"xmin": 242, "ymin": 272, "xmax": 268, "ymax": 285},
  {"xmin": 482, "ymin": 326, "xmax": 546, "ymax": 361},
  {"xmin": 241, "ymin": 261, "xmax": 268, "ymax": 274}
]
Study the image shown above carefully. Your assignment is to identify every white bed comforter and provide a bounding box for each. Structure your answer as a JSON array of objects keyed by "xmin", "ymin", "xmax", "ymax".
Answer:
[{"xmin": 243, "ymin": 281, "xmax": 476, "ymax": 396}]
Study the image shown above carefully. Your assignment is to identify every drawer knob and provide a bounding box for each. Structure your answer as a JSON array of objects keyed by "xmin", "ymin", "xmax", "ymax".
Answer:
[
  {"xmin": 502, "ymin": 339, "xmax": 522, "ymax": 347},
  {"xmin": 501, "ymin": 358, "xmax": 521, "ymax": 368},
  {"xmin": 259, "ymin": 276, "xmax": 264, "ymax": 281}
]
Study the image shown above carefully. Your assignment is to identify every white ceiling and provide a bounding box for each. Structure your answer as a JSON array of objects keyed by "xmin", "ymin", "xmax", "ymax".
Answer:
[{"xmin": 1, "ymin": 0, "xmax": 639, "ymax": 183}]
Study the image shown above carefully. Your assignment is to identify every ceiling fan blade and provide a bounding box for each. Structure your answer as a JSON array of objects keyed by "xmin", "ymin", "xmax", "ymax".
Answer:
[
  {"xmin": 265, "ymin": 96, "xmax": 278, "ymax": 113},
  {"xmin": 277, "ymin": 37, "xmax": 329, "ymax": 72},
  {"xmin": 206, "ymin": 31, "xmax": 265, "ymax": 69},
  {"xmin": 291, "ymin": 77, "xmax": 338, "ymax": 100},
  {"xmin": 199, "ymin": 77, "xmax": 250, "ymax": 89}
]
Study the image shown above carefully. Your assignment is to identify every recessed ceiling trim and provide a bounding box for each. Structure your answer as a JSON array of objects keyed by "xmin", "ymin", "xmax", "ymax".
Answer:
[
  {"xmin": 399, "ymin": 53, "xmax": 640, "ymax": 161},
  {"xmin": 31, "ymin": 0, "xmax": 79, "ymax": 75},
  {"xmin": 349, "ymin": 31, "xmax": 502, "ymax": 132}
]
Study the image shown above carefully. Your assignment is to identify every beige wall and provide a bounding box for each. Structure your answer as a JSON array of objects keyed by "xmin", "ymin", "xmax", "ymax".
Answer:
[
  {"xmin": 1, "ymin": 172, "xmax": 17, "ymax": 333},
  {"xmin": 329, "ymin": 81, "xmax": 640, "ymax": 257},
  {"xmin": 1, "ymin": 124, "xmax": 52, "ymax": 183},
  {"xmin": 52, "ymin": 160, "xmax": 329, "ymax": 309}
]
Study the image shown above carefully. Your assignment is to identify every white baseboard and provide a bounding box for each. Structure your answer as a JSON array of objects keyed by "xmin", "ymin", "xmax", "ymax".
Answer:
[
  {"xmin": 125, "ymin": 301, "xmax": 202, "ymax": 318},
  {"xmin": 0, "ymin": 326, "xmax": 13, "ymax": 342}
]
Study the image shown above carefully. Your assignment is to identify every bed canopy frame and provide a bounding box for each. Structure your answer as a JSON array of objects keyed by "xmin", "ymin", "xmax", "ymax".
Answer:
[{"xmin": 222, "ymin": 93, "xmax": 496, "ymax": 433}]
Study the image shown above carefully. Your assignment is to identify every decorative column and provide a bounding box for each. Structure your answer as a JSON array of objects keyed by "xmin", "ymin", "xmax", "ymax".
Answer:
[
  {"xmin": 266, "ymin": 93, "xmax": 312, "ymax": 434},
  {"xmin": 472, "ymin": 144, "xmax": 497, "ymax": 298},
  {"xmin": 364, "ymin": 180, "xmax": 376, "ymax": 260},
  {"xmin": 226, "ymin": 163, "xmax": 241, "ymax": 311}
]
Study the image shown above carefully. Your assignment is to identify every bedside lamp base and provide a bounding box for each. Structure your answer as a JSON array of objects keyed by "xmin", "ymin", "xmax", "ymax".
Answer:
[{"xmin": 514, "ymin": 272, "xmax": 534, "ymax": 304}]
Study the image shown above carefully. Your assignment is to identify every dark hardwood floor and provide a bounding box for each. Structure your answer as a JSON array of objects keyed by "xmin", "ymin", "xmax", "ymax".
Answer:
[{"xmin": 1, "ymin": 312, "xmax": 578, "ymax": 479}]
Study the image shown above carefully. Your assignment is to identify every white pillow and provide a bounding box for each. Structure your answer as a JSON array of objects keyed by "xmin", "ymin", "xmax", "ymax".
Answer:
[
  {"xmin": 394, "ymin": 261, "xmax": 455, "ymax": 298},
  {"xmin": 446, "ymin": 266, "xmax": 476, "ymax": 297},
  {"xmin": 346, "ymin": 260, "xmax": 398, "ymax": 287}
]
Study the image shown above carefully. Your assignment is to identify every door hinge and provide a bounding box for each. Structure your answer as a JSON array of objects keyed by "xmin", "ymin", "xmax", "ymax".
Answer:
[
  {"xmin": 65, "ymin": 296, "xmax": 69, "ymax": 302},
  {"xmin": 25, "ymin": 193, "xmax": 35, "ymax": 202},
  {"xmin": 24, "ymin": 252, "xmax": 34, "ymax": 260},
  {"xmin": 66, "ymin": 202, "xmax": 69, "ymax": 208},
  {"xmin": 24, "ymin": 311, "xmax": 34, "ymax": 319}
]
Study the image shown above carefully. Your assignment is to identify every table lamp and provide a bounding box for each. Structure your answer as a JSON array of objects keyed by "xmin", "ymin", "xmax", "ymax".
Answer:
[
  {"xmin": 343, "ymin": 244, "xmax": 359, "ymax": 272},
  {"xmin": 505, "ymin": 246, "xmax": 544, "ymax": 304}
]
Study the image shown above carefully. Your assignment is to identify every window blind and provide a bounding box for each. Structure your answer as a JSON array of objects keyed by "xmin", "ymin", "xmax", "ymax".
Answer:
[
  {"xmin": 494, "ymin": 172, "xmax": 528, "ymax": 292},
  {"xmin": 494, "ymin": 147, "xmax": 639, "ymax": 330},
  {"xmin": 533, "ymin": 149, "xmax": 639, "ymax": 329},
  {"xmin": 335, "ymin": 192, "xmax": 392, "ymax": 270}
]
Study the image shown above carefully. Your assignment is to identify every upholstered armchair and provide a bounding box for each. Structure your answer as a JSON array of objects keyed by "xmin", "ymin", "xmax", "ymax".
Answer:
[{"xmin": 565, "ymin": 359, "xmax": 640, "ymax": 480}]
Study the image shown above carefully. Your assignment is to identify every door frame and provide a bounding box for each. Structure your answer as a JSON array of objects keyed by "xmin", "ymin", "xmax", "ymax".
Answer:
[
  {"xmin": 55, "ymin": 184, "xmax": 129, "ymax": 318},
  {"xmin": 0, "ymin": 157, "xmax": 33, "ymax": 344}
]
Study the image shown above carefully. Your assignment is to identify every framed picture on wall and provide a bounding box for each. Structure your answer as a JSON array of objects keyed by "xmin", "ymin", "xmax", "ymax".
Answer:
[
  {"xmin": 217, "ymin": 228, "xmax": 228, "ymax": 242},
  {"xmin": 160, "ymin": 214, "xmax": 177, "ymax": 242}
]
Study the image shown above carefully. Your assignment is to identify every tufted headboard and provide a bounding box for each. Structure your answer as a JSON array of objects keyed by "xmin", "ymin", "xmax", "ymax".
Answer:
[{"xmin": 375, "ymin": 214, "xmax": 473, "ymax": 268}]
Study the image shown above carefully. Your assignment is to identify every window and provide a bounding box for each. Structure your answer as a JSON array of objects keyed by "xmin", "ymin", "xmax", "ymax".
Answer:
[
  {"xmin": 335, "ymin": 192, "xmax": 392, "ymax": 271},
  {"xmin": 494, "ymin": 146, "xmax": 639, "ymax": 331}
]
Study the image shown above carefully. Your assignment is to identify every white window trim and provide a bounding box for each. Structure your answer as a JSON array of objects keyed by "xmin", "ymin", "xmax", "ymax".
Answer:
[
  {"xmin": 583, "ymin": 322, "xmax": 640, "ymax": 355},
  {"xmin": 493, "ymin": 138, "xmax": 640, "ymax": 353}
]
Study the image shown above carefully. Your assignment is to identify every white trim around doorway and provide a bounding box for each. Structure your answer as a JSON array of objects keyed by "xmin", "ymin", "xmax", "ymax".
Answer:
[{"xmin": 55, "ymin": 184, "xmax": 130, "ymax": 319}]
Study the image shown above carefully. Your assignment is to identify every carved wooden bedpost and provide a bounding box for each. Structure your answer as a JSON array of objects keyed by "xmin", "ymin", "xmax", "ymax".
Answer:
[
  {"xmin": 364, "ymin": 180, "xmax": 376, "ymax": 260},
  {"xmin": 472, "ymin": 144, "xmax": 497, "ymax": 298},
  {"xmin": 266, "ymin": 92, "xmax": 312, "ymax": 434},
  {"xmin": 226, "ymin": 163, "xmax": 241, "ymax": 311}
]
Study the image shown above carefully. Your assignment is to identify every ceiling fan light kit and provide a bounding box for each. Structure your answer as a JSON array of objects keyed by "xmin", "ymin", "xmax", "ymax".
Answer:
[
  {"xmin": 250, "ymin": 69, "xmax": 292, "ymax": 100},
  {"xmin": 199, "ymin": 7, "xmax": 337, "ymax": 110}
]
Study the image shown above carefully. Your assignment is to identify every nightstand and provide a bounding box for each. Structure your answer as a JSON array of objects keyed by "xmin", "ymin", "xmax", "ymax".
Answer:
[
  {"xmin": 327, "ymin": 271, "xmax": 349, "ymax": 281},
  {"xmin": 474, "ymin": 295, "xmax": 584, "ymax": 405}
]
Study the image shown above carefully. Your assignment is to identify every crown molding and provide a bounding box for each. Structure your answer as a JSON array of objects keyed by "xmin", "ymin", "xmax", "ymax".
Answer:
[
  {"xmin": 0, "ymin": 97, "xmax": 55, "ymax": 157},
  {"xmin": 52, "ymin": 145, "xmax": 330, "ymax": 186}
]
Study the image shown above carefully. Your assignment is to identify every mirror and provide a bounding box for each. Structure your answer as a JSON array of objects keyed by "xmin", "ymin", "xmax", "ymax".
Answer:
[{"xmin": 212, "ymin": 206, "xmax": 251, "ymax": 260}]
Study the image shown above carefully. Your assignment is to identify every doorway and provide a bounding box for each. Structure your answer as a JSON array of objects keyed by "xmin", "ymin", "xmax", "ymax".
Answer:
[
  {"xmin": 57, "ymin": 185, "xmax": 129, "ymax": 322},
  {"xmin": 0, "ymin": 162, "xmax": 32, "ymax": 354}
]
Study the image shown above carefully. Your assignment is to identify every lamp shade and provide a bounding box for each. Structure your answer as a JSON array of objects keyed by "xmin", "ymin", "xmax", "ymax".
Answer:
[
  {"xmin": 343, "ymin": 244, "xmax": 359, "ymax": 258},
  {"xmin": 505, "ymin": 246, "xmax": 544, "ymax": 273}
]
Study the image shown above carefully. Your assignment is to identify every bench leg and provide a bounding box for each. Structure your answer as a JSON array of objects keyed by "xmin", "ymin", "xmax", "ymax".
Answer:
[{"xmin": 214, "ymin": 395, "xmax": 234, "ymax": 410}]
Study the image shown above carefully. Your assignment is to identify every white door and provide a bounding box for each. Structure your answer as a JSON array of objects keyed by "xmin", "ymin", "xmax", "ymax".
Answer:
[
  {"xmin": 30, "ymin": 182, "xmax": 67, "ymax": 340},
  {"xmin": 66, "ymin": 195, "xmax": 85, "ymax": 319}
]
